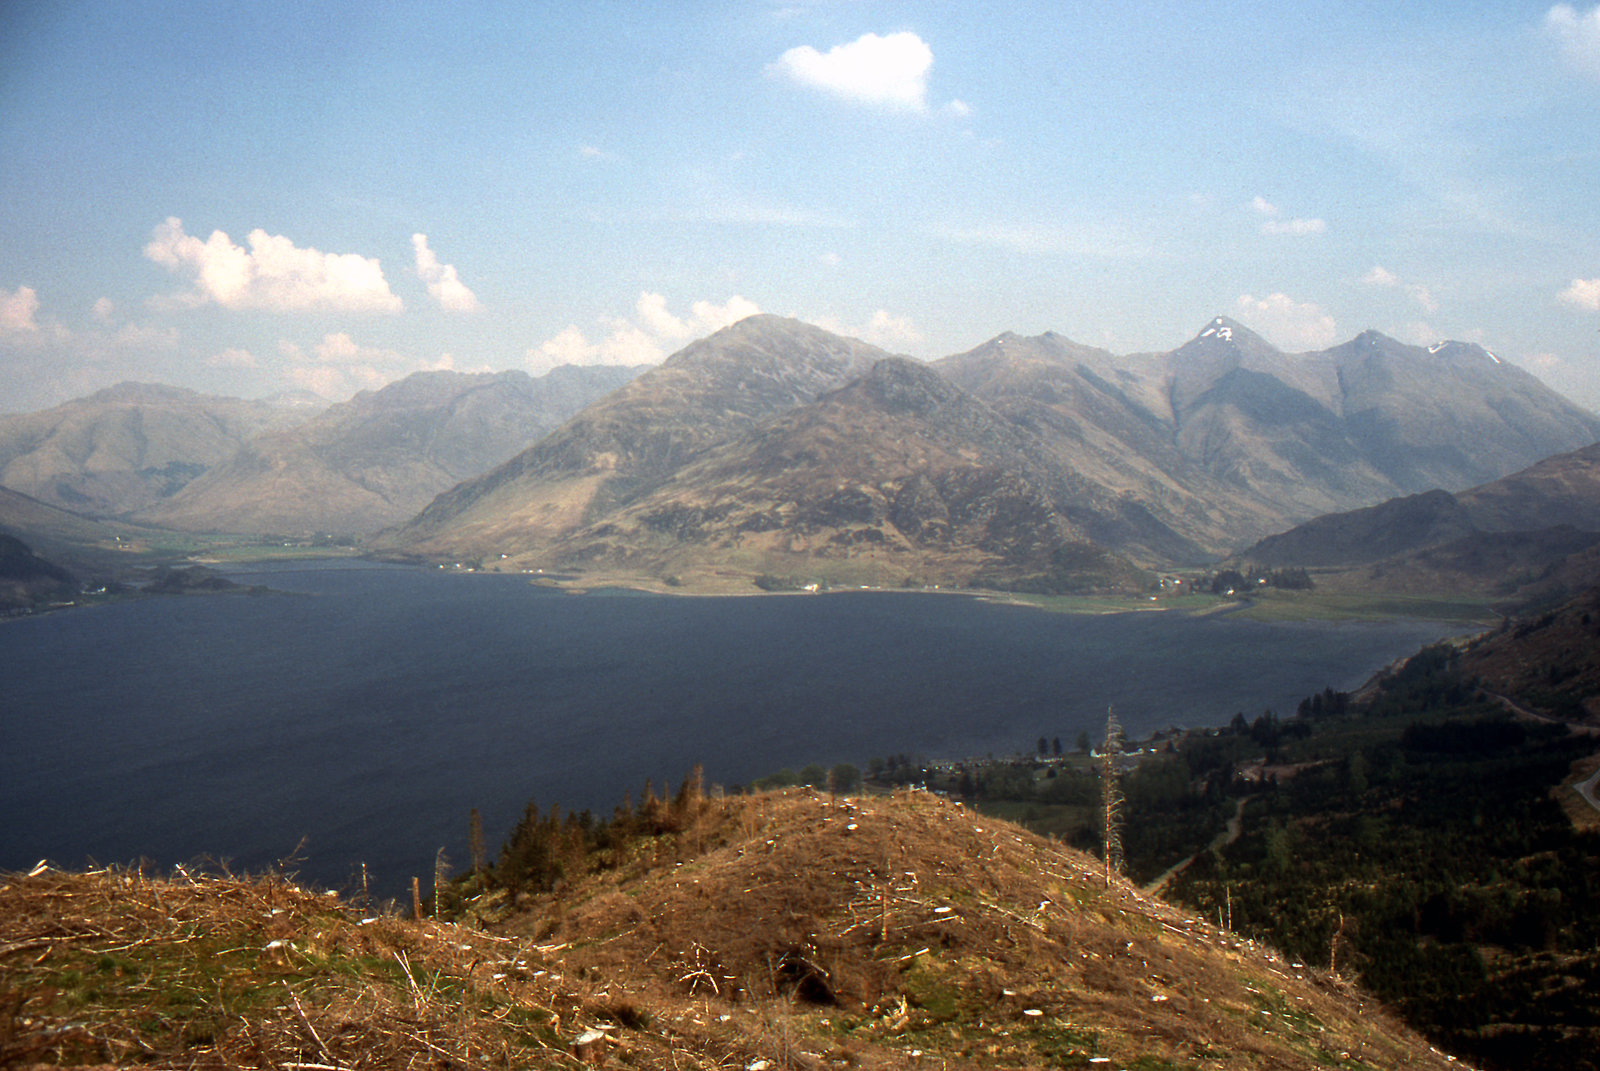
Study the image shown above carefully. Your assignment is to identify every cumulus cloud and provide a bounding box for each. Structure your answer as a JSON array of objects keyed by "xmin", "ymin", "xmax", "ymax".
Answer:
[
  {"xmin": 1558, "ymin": 277, "xmax": 1600, "ymax": 310},
  {"xmin": 1546, "ymin": 4, "xmax": 1600, "ymax": 77},
  {"xmin": 768, "ymin": 31, "xmax": 934, "ymax": 111},
  {"xmin": 0, "ymin": 286, "xmax": 41, "ymax": 334},
  {"xmin": 206, "ymin": 347, "xmax": 258, "ymax": 369},
  {"xmin": 91, "ymin": 297, "xmax": 115, "ymax": 323},
  {"xmin": 814, "ymin": 309, "xmax": 923, "ymax": 350},
  {"xmin": 411, "ymin": 234, "xmax": 481, "ymax": 312},
  {"xmin": 1362, "ymin": 265, "xmax": 1439, "ymax": 312},
  {"xmin": 278, "ymin": 332, "xmax": 454, "ymax": 399},
  {"xmin": 530, "ymin": 293, "xmax": 761, "ymax": 372},
  {"xmin": 1235, "ymin": 293, "xmax": 1339, "ymax": 350},
  {"xmin": 144, "ymin": 218, "xmax": 402, "ymax": 313},
  {"xmin": 1251, "ymin": 196, "xmax": 1326, "ymax": 237}
]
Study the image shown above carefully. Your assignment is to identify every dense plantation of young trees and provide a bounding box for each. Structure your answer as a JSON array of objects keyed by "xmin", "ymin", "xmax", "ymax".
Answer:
[{"xmin": 488, "ymin": 767, "xmax": 711, "ymax": 900}]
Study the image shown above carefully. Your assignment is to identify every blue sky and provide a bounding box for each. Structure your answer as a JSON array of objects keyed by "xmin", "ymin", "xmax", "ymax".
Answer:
[{"xmin": 4, "ymin": 1, "xmax": 1600, "ymax": 412}]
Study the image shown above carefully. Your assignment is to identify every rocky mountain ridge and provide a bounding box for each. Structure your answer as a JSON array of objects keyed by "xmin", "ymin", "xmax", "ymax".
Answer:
[{"xmin": 383, "ymin": 314, "xmax": 1600, "ymax": 591}]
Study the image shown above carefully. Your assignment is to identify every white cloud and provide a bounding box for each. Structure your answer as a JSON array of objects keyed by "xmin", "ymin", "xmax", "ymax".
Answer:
[
  {"xmin": 1558, "ymin": 277, "xmax": 1600, "ymax": 310},
  {"xmin": 0, "ymin": 286, "xmax": 41, "ymax": 334},
  {"xmin": 411, "ymin": 234, "xmax": 481, "ymax": 312},
  {"xmin": 206, "ymin": 347, "xmax": 258, "ymax": 369},
  {"xmin": 277, "ymin": 331, "xmax": 454, "ymax": 399},
  {"xmin": 816, "ymin": 309, "xmax": 923, "ymax": 351},
  {"xmin": 1251, "ymin": 196, "xmax": 1325, "ymax": 237},
  {"xmin": 1361, "ymin": 265, "xmax": 1439, "ymax": 313},
  {"xmin": 1235, "ymin": 293, "xmax": 1339, "ymax": 350},
  {"xmin": 1260, "ymin": 217, "xmax": 1326, "ymax": 236},
  {"xmin": 529, "ymin": 293, "xmax": 761, "ymax": 372},
  {"xmin": 144, "ymin": 218, "xmax": 403, "ymax": 313},
  {"xmin": 578, "ymin": 144, "xmax": 616, "ymax": 161},
  {"xmin": 943, "ymin": 99, "xmax": 973, "ymax": 118},
  {"xmin": 1546, "ymin": 4, "xmax": 1600, "ymax": 78},
  {"xmin": 768, "ymin": 31, "xmax": 934, "ymax": 111},
  {"xmin": 91, "ymin": 297, "xmax": 115, "ymax": 323}
]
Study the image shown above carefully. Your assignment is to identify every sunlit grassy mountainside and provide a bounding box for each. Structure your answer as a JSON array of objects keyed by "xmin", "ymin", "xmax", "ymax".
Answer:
[{"xmin": 1, "ymin": 788, "xmax": 1459, "ymax": 1070}]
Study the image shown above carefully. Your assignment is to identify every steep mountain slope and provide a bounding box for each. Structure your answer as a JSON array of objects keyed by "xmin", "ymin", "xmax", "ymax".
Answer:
[
  {"xmin": 936, "ymin": 329, "xmax": 1295, "ymax": 556},
  {"xmin": 940, "ymin": 318, "xmax": 1600, "ymax": 553},
  {"xmin": 384, "ymin": 315, "xmax": 891, "ymax": 558},
  {"xmin": 538, "ymin": 357, "xmax": 1154, "ymax": 590},
  {"xmin": 0, "ymin": 382, "xmax": 320, "ymax": 516},
  {"xmin": 133, "ymin": 365, "xmax": 639, "ymax": 536},
  {"xmin": 1463, "ymin": 581, "xmax": 1600, "ymax": 722},
  {"xmin": 0, "ymin": 531, "xmax": 76, "ymax": 612}
]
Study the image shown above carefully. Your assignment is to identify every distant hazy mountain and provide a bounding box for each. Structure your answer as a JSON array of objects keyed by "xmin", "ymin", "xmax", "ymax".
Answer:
[
  {"xmin": 0, "ymin": 383, "xmax": 320, "ymax": 517},
  {"xmin": 384, "ymin": 315, "xmax": 890, "ymax": 558},
  {"xmin": 375, "ymin": 315, "xmax": 1600, "ymax": 592},
  {"xmin": 134, "ymin": 365, "xmax": 642, "ymax": 536},
  {"xmin": 940, "ymin": 319, "xmax": 1600, "ymax": 550}
]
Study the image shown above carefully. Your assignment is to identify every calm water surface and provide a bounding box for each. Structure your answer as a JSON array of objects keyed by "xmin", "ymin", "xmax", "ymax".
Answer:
[{"xmin": 1, "ymin": 561, "xmax": 1460, "ymax": 896}]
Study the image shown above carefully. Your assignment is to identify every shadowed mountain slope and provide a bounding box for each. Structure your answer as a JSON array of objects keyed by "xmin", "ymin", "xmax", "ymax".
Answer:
[{"xmin": 1243, "ymin": 442, "xmax": 1600, "ymax": 569}]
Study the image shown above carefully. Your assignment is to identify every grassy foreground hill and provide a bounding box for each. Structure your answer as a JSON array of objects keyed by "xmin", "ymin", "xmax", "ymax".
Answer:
[{"xmin": 2, "ymin": 790, "xmax": 1456, "ymax": 1070}]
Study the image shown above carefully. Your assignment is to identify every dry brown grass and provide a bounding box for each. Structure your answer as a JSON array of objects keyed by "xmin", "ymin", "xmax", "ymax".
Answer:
[
  {"xmin": 499, "ymin": 788, "xmax": 1464, "ymax": 1071},
  {"xmin": 3, "ymin": 791, "xmax": 1467, "ymax": 1070}
]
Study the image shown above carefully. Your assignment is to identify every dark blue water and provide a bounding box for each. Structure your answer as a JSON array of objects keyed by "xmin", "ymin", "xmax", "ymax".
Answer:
[{"xmin": 0, "ymin": 561, "xmax": 1457, "ymax": 896}]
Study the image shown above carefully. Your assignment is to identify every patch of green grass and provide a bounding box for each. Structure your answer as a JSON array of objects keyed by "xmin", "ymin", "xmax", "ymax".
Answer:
[{"xmin": 1226, "ymin": 590, "xmax": 1498, "ymax": 623}]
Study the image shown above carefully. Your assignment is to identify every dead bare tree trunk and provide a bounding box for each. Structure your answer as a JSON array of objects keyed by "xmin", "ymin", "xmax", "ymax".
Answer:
[{"xmin": 1101, "ymin": 706, "xmax": 1125, "ymax": 887}]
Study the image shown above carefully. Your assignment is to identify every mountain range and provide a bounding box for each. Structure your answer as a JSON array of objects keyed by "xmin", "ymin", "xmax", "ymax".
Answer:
[
  {"xmin": 380, "ymin": 315, "xmax": 1600, "ymax": 591},
  {"xmin": 133, "ymin": 365, "xmax": 641, "ymax": 535},
  {"xmin": 4, "ymin": 314, "xmax": 1597, "ymax": 593},
  {"xmin": 0, "ymin": 382, "xmax": 317, "ymax": 517},
  {"xmin": 0, "ymin": 365, "xmax": 641, "ymax": 540}
]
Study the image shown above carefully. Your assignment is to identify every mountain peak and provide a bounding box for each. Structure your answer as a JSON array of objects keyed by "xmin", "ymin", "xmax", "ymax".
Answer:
[
  {"xmin": 1177, "ymin": 317, "xmax": 1278, "ymax": 356},
  {"xmin": 1428, "ymin": 339, "xmax": 1503, "ymax": 366},
  {"xmin": 1196, "ymin": 316, "xmax": 1240, "ymax": 342}
]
